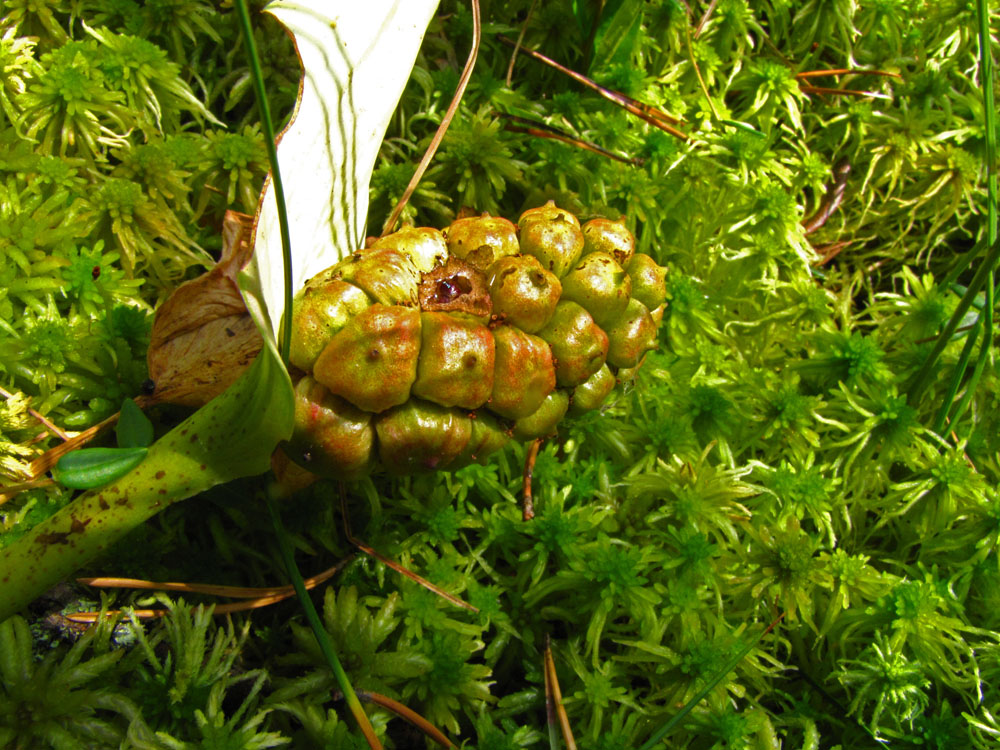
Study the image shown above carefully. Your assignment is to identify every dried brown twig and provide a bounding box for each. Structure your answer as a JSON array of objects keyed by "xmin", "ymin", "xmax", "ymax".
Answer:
[
  {"xmin": 382, "ymin": 0, "xmax": 481, "ymax": 235},
  {"xmin": 66, "ymin": 557, "xmax": 354, "ymax": 622},
  {"xmin": 500, "ymin": 113, "xmax": 643, "ymax": 165},
  {"xmin": 497, "ymin": 35, "xmax": 688, "ymax": 141},
  {"xmin": 522, "ymin": 437, "xmax": 542, "ymax": 521},
  {"xmin": 340, "ymin": 482, "xmax": 478, "ymax": 612}
]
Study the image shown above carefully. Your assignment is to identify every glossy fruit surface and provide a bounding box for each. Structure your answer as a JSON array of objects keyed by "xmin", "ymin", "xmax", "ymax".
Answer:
[{"xmin": 288, "ymin": 206, "xmax": 667, "ymax": 477}]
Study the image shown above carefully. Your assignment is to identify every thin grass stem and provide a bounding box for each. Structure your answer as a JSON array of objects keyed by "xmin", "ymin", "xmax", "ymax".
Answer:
[
  {"xmin": 638, "ymin": 615, "xmax": 783, "ymax": 750},
  {"xmin": 932, "ymin": 313, "xmax": 982, "ymax": 433},
  {"xmin": 942, "ymin": 0, "xmax": 997, "ymax": 431},
  {"xmin": 907, "ymin": 234, "xmax": 1000, "ymax": 405},
  {"xmin": 234, "ymin": 0, "xmax": 293, "ymax": 368},
  {"xmin": 924, "ymin": 0, "xmax": 997, "ymax": 427},
  {"xmin": 265, "ymin": 488, "xmax": 381, "ymax": 749}
]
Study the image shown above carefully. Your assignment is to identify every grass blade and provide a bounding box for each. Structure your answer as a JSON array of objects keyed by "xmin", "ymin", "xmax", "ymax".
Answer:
[
  {"xmin": 907, "ymin": 234, "xmax": 1000, "ymax": 406},
  {"xmin": 917, "ymin": 0, "xmax": 997, "ymax": 425},
  {"xmin": 265, "ymin": 488, "xmax": 381, "ymax": 748},
  {"xmin": 237, "ymin": 3, "xmax": 374, "ymax": 744},
  {"xmin": 638, "ymin": 615, "xmax": 783, "ymax": 750},
  {"xmin": 233, "ymin": 0, "xmax": 293, "ymax": 368}
]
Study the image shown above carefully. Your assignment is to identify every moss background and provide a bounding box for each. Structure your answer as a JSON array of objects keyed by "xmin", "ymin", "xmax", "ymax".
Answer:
[{"xmin": 1, "ymin": 0, "xmax": 999, "ymax": 747}]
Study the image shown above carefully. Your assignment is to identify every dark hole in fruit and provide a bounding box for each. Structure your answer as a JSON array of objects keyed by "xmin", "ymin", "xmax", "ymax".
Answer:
[
  {"xmin": 367, "ymin": 348, "xmax": 381, "ymax": 362},
  {"xmin": 463, "ymin": 354, "xmax": 478, "ymax": 368},
  {"xmin": 434, "ymin": 275, "xmax": 473, "ymax": 303}
]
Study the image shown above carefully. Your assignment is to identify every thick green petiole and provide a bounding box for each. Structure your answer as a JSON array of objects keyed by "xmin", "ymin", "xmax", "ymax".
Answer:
[{"xmin": 0, "ymin": 349, "xmax": 293, "ymax": 623}]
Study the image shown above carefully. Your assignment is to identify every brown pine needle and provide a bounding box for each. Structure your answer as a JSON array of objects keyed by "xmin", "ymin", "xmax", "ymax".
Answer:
[
  {"xmin": 78, "ymin": 557, "xmax": 353, "ymax": 598},
  {"xmin": 544, "ymin": 636, "xmax": 577, "ymax": 750},
  {"xmin": 795, "ymin": 68, "xmax": 902, "ymax": 79},
  {"xmin": 496, "ymin": 35, "xmax": 688, "ymax": 140},
  {"xmin": 27, "ymin": 395, "xmax": 155, "ymax": 479},
  {"xmin": 693, "ymin": 0, "xmax": 718, "ymax": 39},
  {"xmin": 349, "ymin": 690, "xmax": 456, "ymax": 748},
  {"xmin": 814, "ymin": 240, "xmax": 855, "ymax": 266},
  {"xmin": 799, "ymin": 84, "xmax": 892, "ymax": 100},
  {"xmin": 339, "ymin": 483, "xmax": 478, "ymax": 612},
  {"xmin": 505, "ymin": 0, "xmax": 538, "ymax": 87},
  {"xmin": 66, "ymin": 558, "xmax": 355, "ymax": 622},
  {"xmin": 0, "ymin": 385, "xmax": 70, "ymax": 441},
  {"xmin": 523, "ymin": 437, "xmax": 542, "ymax": 521},
  {"xmin": 501, "ymin": 115, "xmax": 642, "ymax": 165},
  {"xmin": 803, "ymin": 159, "xmax": 851, "ymax": 235},
  {"xmin": 382, "ymin": 0, "xmax": 481, "ymax": 236},
  {"xmin": 67, "ymin": 595, "xmax": 295, "ymax": 623},
  {"xmin": 0, "ymin": 478, "xmax": 55, "ymax": 506}
]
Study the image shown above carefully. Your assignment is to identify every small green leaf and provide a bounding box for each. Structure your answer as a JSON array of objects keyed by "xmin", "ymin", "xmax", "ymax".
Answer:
[
  {"xmin": 591, "ymin": 0, "xmax": 644, "ymax": 72},
  {"xmin": 53, "ymin": 447, "xmax": 149, "ymax": 490},
  {"xmin": 115, "ymin": 398, "xmax": 154, "ymax": 449}
]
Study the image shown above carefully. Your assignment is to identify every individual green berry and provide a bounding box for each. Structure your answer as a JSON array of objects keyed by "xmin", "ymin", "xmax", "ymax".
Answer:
[
  {"xmin": 370, "ymin": 226, "xmax": 448, "ymax": 273},
  {"xmin": 518, "ymin": 209, "xmax": 585, "ymax": 279},
  {"xmin": 582, "ymin": 216, "xmax": 635, "ymax": 267},
  {"xmin": 289, "ymin": 276, "xmax": 371, "ymax": 372},
  {"xmin": 487, "ymin": 255, "xmax": 562, "ymax": 333},
  {"xmin": 513, "ymin": 390, "xmax": 569, "ymax": 440},
  {"xmin": 444, "ymin": 214, "xmax": 519, "ymax": 270},
  {"xmin": 488, "ymin": 325, "xmax": 556, "ymax": 419},
  {"xmin": 287, "ymin": 376, "xmax": 375, "ymax": 479},
  {"xmin": 313, "ymin": 305, "xmax": 421, "ymax": 412},
  {"xmin": 412, "ymin": 312, "xmax": 495, "ymax": 409},
  {"xmin": 452, "ymin": 411, "xmax": 509, "ymax": 467},
  {"xmin": 616, "ymin": 356, "xmax": 647, "ymax": 383},
  {"xmin": 625, "ymin": 253, "xmax": 668, "ymax": 311},
  {"xmin": 336, "ymin": 248, "xmax": 421, "ymax": 305},
  {"xmin": 604, "ymin": 298, "xmax": 657, "ymax": 369},
  {"xmin": 375, "ymin": 398, "xmax": 472, "ymax": 473},
  {"xmin": 537, "ymin": 301, "xmax": 609, "ymax": 387},
  {"xmin": 570, "ymin": 364, "xmax": 616, "ymax": 414},
  {"xmin": 558, "ymin": 251, "xmax": 632, "ymax": 327},
  {"xmin": 518, "ymin": 200, "xmax": 580, "ymax": 229}
]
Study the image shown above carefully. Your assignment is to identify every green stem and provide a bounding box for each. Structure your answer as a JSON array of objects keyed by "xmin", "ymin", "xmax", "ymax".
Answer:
[
  {"xmin": 0, "ymin": 351, "xmax": 292, "ymax": 623},
  {"xmin": 917, "ymin": 2, "xmax": 998, "ymax": 412},
  {"xmin": 638, "ymin": 617, "xmax": 782, "ymax": 750},
  {"xmin": 907, "ymin": 234, "xmax": 1000, "ymax": 406},
  {"xmin": 932, "ymin": 313, "xmax": 981, "ymax": 433},
  {"xmin": 945, "ymin": 287, "xmax": 993, "ymax": 433},
  {"xmin": 937, "ymin": 0, "xmax": 999, "ymax": 433},
  {"xmin": 234, "ymin": 0, "xmax": 294, "ymax": 369},
  {"xmin": 264, "ymin": 489, "xmax": 381, "ymax": 748}
]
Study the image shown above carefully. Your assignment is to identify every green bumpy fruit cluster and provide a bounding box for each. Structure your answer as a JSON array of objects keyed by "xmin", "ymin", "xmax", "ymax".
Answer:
[{"xmin": 285, "ymin": 203, "xmax": 667, "ymax": 478}]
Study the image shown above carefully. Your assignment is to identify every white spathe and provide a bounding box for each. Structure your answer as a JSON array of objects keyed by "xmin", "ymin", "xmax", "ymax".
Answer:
[{"xmin": 251, "ymin": 0, "xmax": 441, "ymax": 341}]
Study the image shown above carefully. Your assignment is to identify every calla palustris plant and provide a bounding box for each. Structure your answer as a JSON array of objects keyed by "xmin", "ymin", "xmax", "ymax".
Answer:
[{"xmin": 0, "ymin": 0, "xmax": 442, "ymax": 623}]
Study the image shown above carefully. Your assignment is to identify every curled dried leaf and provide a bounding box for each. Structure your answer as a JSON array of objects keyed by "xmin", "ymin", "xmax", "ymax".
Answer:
[{"xmin": 147, "ymin": 211, "xmax": 263, "ymax": 407}]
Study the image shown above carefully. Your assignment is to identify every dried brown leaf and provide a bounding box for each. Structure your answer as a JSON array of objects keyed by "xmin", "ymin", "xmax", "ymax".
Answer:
[{"xmin": 147, "ymin": 211, "xmax": 263, "ymax": 407}]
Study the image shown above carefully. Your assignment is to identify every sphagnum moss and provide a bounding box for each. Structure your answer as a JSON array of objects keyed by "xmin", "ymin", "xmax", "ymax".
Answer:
[{"xmin": 1, "ymin": 1, "xmax": 1000, "ymax": 748}]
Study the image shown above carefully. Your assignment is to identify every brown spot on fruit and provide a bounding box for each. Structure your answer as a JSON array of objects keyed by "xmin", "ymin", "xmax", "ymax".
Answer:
[
  {"xmin": 155, "ymin": 470, "xmax": 165, "ymax": 479},
  {"xmin": 314, "ymin": 305, "xmax": 421, "ymax": 413},
  {"xmin": 418, "ymin": 258, "xmax": 492, "ymax": 321}
]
